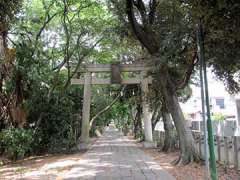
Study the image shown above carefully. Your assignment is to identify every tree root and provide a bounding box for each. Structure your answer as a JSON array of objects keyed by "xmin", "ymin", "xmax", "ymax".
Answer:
[
  {"xmin": 161, "ymin": 143, "xmax": 175, "ymax": 153},
  {"xmin": 171, "ymin": 154, "xmax": 196, "ymax": 166}
]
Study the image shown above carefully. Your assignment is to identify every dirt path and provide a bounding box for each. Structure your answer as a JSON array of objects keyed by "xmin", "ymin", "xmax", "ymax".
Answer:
[
  {"xmin": 0, "ymin": 152, "xmax": 88, "ymax": 179},
  {"xmin": 1, "ymin": 127, "xmax": 238, "ymax": 180},
  {"xmin": 142, "ymin": 147, "xmax": 240, "ymax": 180}
]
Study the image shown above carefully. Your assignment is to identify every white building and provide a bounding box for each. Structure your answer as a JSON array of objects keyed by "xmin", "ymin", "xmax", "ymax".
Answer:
[
  {"xmin": 181, "ymin": 70, "xmax": 239, "ymax": 121},
  {"xmin": 180, "ymin": 70, "xmax": 240, "ymax": 136}
]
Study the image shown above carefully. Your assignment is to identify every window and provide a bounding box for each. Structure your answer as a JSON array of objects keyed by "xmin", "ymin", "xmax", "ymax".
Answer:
[{"xmin": 216, "ymin": 98, "xmax": 225, "ymax": 109}]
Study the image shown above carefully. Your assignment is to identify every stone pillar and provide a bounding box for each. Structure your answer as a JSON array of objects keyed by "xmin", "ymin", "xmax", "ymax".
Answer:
[
  {"xmin": 79, "ymin": 72, "xmax": 92, "ymax": 147},
  {"xmin": 140, "ymin": 71, "xmax": 153, "ymax": 146}
]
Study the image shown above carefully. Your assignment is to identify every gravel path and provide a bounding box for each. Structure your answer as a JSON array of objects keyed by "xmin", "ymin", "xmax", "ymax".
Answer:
[
  {"xmin": 0, "ymin": 125, "xmax": 175, "ymax": 180},
  {"xmin": 60, "ymin": 125, "xmax": 175, "ymax": 180}
]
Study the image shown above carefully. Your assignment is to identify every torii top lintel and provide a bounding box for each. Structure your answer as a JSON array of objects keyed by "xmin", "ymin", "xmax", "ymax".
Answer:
[
  {"xmin": 75, "ymin": 63, "xmax": 152, "ymax": 72},
  {"xmin": 71, "ymin": 63, "xmax": 153, "ymax": 85}
]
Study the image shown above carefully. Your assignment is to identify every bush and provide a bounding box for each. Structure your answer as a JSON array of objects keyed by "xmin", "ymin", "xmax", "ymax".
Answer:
[
  {"xmin": 212, "ymin": 113, "xmax": 225, "ymax": 121},
  {"xmin": 0, "ymin": 128, "xmax": 34, "ymax": 160},
  {"xmin": 27, "ymin": 89, "xmax": 81, "ymax": 153}
]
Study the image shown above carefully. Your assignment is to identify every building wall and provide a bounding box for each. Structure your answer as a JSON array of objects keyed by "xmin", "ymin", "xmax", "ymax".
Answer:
[{"xmin": 181, "ymin": 70, "xmax": 239, "ymax": 121}]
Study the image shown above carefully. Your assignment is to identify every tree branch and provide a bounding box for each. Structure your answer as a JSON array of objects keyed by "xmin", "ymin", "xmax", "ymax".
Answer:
[
  {"xmin": 63, "ymin": 37, "xmax": 104, "ymax": 89},
  {"xmin": 89, "ymin": 85, "xmax": 126, "ymax": 129},
  {"xmin": 149, "ymin": 0, "xmax": 157, "ymax": 24},
  {"xmin": 32, "ymin": 1, "xmax": 59, "ymax": 57},
  {"xmin": 177, "ymin": 51, "xmax": 198, "ymax": 90},
  {"xmin": 133, "ymin": 0, "xmax": 147, "ymax": 25},
  {"xmin": 126, "ymin": 0, "xmax": 159, "ymax": 54},
  {"xmin": 35, "ymin": 13, "xmax": 58, "ymax": 44}
]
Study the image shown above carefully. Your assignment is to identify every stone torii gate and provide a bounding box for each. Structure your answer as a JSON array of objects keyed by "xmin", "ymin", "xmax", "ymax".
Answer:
[{"xmin": 71, "ymin": 63, "xmax": 154, "ymax": 147}]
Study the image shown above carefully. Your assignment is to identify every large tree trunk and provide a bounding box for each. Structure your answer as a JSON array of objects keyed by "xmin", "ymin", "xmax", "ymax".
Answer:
[
  {"xmin": 159, "ymin": 65, "xmax": 199, "ymax": 164},
  {"xmin": 0, "ymin": 27, "xmax": 7, "ymax": 123},
  {"xmin": 0, "ymin": 28, "xmax": 7, "ymax": 92},
  {"xmin": 161, "ymin": 106, "xmax": 175, "ymax": 152},
  {"xmin": 133, "ymin": 103, "xmax": 142, "ymax": 139},
  {"xmin": 125, "ymin": 0, "xmax": 198, "ymax": 164},
  {"xmin": 151, "ymin": 106, "xmax": 160, "ymax": 132}
]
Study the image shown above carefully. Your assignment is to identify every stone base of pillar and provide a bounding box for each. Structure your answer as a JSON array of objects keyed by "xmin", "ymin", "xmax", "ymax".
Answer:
[
  {"xmin": 143, "ymin": 141, "xmax": 156, "ymax": 148},
  {"xmin": 77, "ymin": 142, "xmax": 90, "ymax": 150}
]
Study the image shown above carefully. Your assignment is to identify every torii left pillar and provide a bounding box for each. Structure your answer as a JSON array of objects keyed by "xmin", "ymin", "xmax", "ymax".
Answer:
[
  {"xmin": 141, "ymin": 71, "xmax": 155, "ymax": 148},
  {"xmin": 79, "ymin": 72, "xmax": 91, "ymax": 149}
]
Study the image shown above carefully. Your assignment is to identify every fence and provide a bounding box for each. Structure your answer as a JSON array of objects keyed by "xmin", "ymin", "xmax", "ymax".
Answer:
[
  {"xmin": 191, "ymin": 120, "xmax": 239, "ymax": 136},
  {"xmin": 153, "ymin": 130, "xmax": 240, "ymax": 170}
]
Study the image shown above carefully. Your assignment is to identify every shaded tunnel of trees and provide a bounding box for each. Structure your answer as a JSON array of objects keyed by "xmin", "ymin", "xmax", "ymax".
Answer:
[{"xmin": 0, "ymin": 0, "xmax": 239, "ymax": 168}]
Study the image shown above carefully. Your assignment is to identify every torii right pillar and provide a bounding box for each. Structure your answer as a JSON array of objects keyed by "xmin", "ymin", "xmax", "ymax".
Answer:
[{"xmin": 141, "ymin": 71, "xmax": 155, "ymax": 148}]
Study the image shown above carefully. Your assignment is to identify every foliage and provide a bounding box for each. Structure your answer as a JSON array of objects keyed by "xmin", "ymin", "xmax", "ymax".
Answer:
[
  {"xmin": 90, "ymin": 86, "xmax": 132, "ymax": 135},
  {"xmin": 212, "ymin": 113, "xmax": 225, "ymax": 121},
  {"xmin": 1, "ymin": 0, "xmax": 238, "ymax": 164},
  {"xmin": 0, "ymin": 0, "xmax": 137, "ymax": 154},
  {"xmin": 0, "ymin": 128, "xmax": 33, "ymax": 160},
  {"xmin": 177, "ymin": 86, "xmax": 193, "ymax": 103},
  {"xmin": 0, "ymin": 0, "xmax": 22, "ymax": 26},
  {"xmin": 188, "ymin": 0, "xmax": 240, "ymax": 93},
  {"xmin": 27, "ymin": 85, "xmax": 83, "ymax": 153}
]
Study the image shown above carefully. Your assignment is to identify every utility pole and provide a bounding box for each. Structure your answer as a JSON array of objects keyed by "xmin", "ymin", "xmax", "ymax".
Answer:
[
  {"xmin": 196, "ymin": 19, "xmax": 218, "ymax": 180},
  {"xmin": 198, "ymin": 38, "xmax": 210, "ymax": 179}
]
